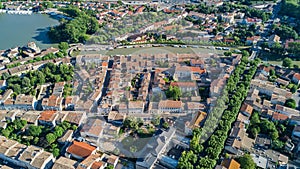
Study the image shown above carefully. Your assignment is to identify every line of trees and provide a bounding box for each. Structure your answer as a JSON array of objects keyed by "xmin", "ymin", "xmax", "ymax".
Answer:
[{"xmin": 178, "ymin": 52, "xmax": 260, "ymax": 169}]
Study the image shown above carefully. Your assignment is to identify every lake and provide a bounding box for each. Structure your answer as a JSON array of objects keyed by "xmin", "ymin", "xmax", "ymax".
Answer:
[{"xmin": 0, "ymin": 13, "xmax": 59, "ymax": 50}]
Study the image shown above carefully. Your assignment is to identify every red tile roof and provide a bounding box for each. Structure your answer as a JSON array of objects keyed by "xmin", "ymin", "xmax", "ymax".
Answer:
[
  {"xmin": 67, "ymin": 141, "xmax": 96, "ymax": 158},
  {"xmin": 91, "ymin": 161, "xmax": 105, "ymax": 169},
  {"xmin": 293, "ymin": 73, "xmax": 300, "ymax": 81},
  {"xmin": 272, "ymin": 112, "xmax": 289, "ymax": 121},
  {"xmin": 39, "ymin": 110, "xmax": 56, "ymax": 121}
]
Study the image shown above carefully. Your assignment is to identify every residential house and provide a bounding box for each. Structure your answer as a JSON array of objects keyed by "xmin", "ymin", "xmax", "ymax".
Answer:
[
  {"xmin": 277, "ymin": 154, "xmax": 289, "ymax": 165},
  {"xmin": 136, "ymin": 127, "xmax": 176, "ymax": 169},
  {"xmin": 0, "ymin": 80, "xmax": 7, "ymax": 90},
  {"xmin": 19, "ymin": 111, "xmax": 40, "ymax": 125},
  {"xmin": 255, "ymin": 134, "xmax": 271, "ymax": 149},
  {"xmin": 220, "ymin": 158, "xmax": 240, "ymax": 169},
  {"xmin": 251, "ymin": 154, "xmax": 268, "ymax": 169},
  {"xmin": 64, "ymin": 111, "xmax": 87, "ymax": 126},
  {"xmin": 240, "ymin": 103, "xmax": 253, "ymax": 117},
  {"xmin": 106, "ymin": 154, "xmax": 119, "ymax": 168},
  {"xmin": 170, "ymin": 81, "xmax": 198, "ymax": 93},
  {"xmin": 66, "ymin": 141, "xmax": 97, "ymax": 160},
  {"xmin": 158, "ymin": 100, "xmax": 183, "ymax": 113},
  {"xmin": 0, "ymin": 89, "xmax": 13, "ymax": 104},
  {"xmin": 275, "ymin": 104, "xmax": 300, "ymax": 118},
  {"xmin": 52, "ymin": 156, "xmax": 77, "ymax": 169},
  {"xmin": 38, "ymin": 110, "xmax": 58, "ymax": 127},
  {"xmin": 5, "ymin": 110, "xmax": 19, "ymax": 122},
  {"xmin": 128, "ymin": 101, "xmax": 144, "ymax": 114},
  {"xmin": 190, "ymin": 59, "xmax": 204, "ymax": 68},
  {"xmin": 41, "ymin": 95, "xmax": 63, "ymax": 111},
  {"xmin": 185, "ymin": 102, "xmax": 205, "ymax": 113},
  {"xmin": 77, "ymin": 153, "xmax": 105, "ymax": 169},
  {"xmin": 271, "ymin": 94, "xmax": 286, "ymax": 105},
  {"xmin": 13, "ymin": 94, "xmax": 36, "ymax": 110},
  {"xmin": 52, "ymin": 82, "xmax": 65, "ymax": 97},
  {"xmin": 80, "ymin": 119, "xmax": 103, "ymax": 145},
  {"xmin": 107, "ymin": 111, "xmax": 126, "ymax": 125},
  {"xmin": 290, "ymin": 116, "xmax": 300, "ymax": 125},
  {"xmin": 292, "ymin": 125, "xmax": 300, "ymax": 140},
  {"xmin": 57, "ymin": 130, "xmax": 74, "ymax": 145},
  {"xmin": 268, "ymin": 34, "xmax": 280, "ymax": 47},
  {"xmin": 292, "ymin": 73, "xmax": 300, "ymax": 85},
  {"xmin": 276, "ymin": 78, "xmax": 289, "ymax": 86},
  {"xmin": 18, "ymin": 145, "xmax": 54, "ymax": 169},
  {"xmin": 65, "ymin": 96, "xmax": 79, "ymax": 110},
  {"xmin": 246, "ymin": 36, "xmax": 260, "ymax": 45},
  {"xmin": 272, "ymin": 112, "xmax": 289, "ymax": 121},
  {"xmin": 225, "ymin": 121, "xmax": 246, "ymax": 155},
  {"xmin": 184, "ymin": 111, "xmax": 207, "ymax": 135},
  {"xmin": 250, "ymin": 79, "xmax": 292, "ymax": 98}
]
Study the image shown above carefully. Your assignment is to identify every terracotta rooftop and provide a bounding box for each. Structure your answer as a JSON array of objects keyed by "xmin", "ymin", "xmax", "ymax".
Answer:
[
  {"xmin": 67, "ymin": 141, "xmax": 96, "ymax": 158},
  {"xmin": 221, "ymin": 158, "xmax": 240, "ymax": 169},
  {"xmin": 81, "ymin": 119, "xmax": 103, "ymax": 137},
  {"xmin": 91, "ymin": 161, "xmax": 105, "ymax": 169},
  {"xmin": 272, "ymin": 112, "xmax": 289, "ymax": 121},
  {"xmin": 240, "ymin": 103, "xmax": 253, "ymax": 115},
  {"xmin": 38, "ymin": 110, "xmax": 57, "ymax": 122},
  {"xmin": 293, "ymin": 73, "xmax": 300, "ymax": 81},
  {"xmin": 171, "ymin": 81, "xmax": 197, "ymax": 88},
  {"xmin": 159, "ymin": 100, "xmax": 182, "ymax": 109}
]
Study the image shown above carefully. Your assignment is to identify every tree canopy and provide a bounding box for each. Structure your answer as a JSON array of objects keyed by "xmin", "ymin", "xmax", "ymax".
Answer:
[
  {"xmin": 48, "ymin": 6, "xmax": 98, "ymax": 43},
  {"xmin": 236, "ymin": 154, "xmax": 256, "ymax": 169},
  {"xmin": 165, "ymin": 86, "xmax": 182, "ymax": 101},
  {"xmin": 282, "ymin": 58, "xmax": 293, "ymax": 68}
]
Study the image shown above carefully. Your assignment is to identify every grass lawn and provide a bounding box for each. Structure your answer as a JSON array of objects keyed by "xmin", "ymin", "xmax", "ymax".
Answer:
[
  {"xmin": 79, "ymin": 47, "xmax": 225, "ymax": 56},
  {"xmin": 260, "ymin": 52, "xmax": 300, "ymax": 67}
]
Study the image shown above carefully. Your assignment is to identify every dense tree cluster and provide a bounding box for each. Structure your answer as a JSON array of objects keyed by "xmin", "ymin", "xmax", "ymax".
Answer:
[
  {"xmin": 48, "ymin": 6, "xmax": 98, "ymax": 43},
  {"xmin": 248, "ymin": 112, "xmax": 279, "ymax": 140},
  {"xmin": 279, "ymin": 0, "xmax": 300, "ymax": 19},
  {"xmin": 178, "ymin": 52, "xmax": 260, "ymax": 169},
  {"xmin": 0, "ymin": 120, "xmax": 76, "ymax": 157},
  {"xmin": 236, "ymin": 154, "xmax": 256, "ymax": 169},
  {"xmin": 165, "ymin": 86, "xmax": 182, "ymax": 101},
  {"xmin": 6, "ymin": 63, "xmax": 74, "ymax": 96},
  {"xmin": 287, "ymin": 42, "xmax": 300, "ymax": 56},
  {"xmin": 274, "ymin": 25, "xmax": 298, "ymax": 40}
]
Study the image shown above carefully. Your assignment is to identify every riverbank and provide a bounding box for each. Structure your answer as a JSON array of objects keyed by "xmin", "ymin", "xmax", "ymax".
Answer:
[{"xmin": 0, "ymin": 9, "xmax": 32, "ymax": 15}]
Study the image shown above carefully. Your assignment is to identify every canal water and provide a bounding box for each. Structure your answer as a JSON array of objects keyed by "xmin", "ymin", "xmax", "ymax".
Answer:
[{"xmin": 0, "ymin": 13, "xmax": 59, "ymax": 50}]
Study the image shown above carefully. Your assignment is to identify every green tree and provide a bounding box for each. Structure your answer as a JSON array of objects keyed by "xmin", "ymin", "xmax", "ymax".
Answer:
[
  {"xmin": 282, "ymin": 58, "xmax": 293, "ymax": 68},
  {"xmin": 54, "ymin": 126, "xmax": 64, "ymax": 138},
  {"xmin": 269, "ymin": 69, "xmax": 275, "ymax": 76},
  {"xmin": 1, "ymin": 129, "xmax": 11, "ymax": 138},
  {"xmin": 46, "ymin": 133, "xmax": 57, "ymax": 145},
  {"xmin": 285, "ymin": 98, "xmax": 297, "ymax": 109},
  {"xmin": 28, "ymin": 125, "xmax": 42, "ymax": 137},
  {"xmin": 162, "ymin": 122, "xmax": 169, "ymax": 129},
  {"xmin": 58, "ymin": 42, "xmax": 69, "ymax": 51},
  {"xmin": 105, "ymin": 165, "xmax": 114, "ymax": 169},
  {"xmin": 52, "ymin": 148, "xmax": 60, "ymax": 157},
  {"xmin": 165, "ymin": 86, "xmax": 182, "ymax": 100},
  {"xmin": 236, "ymin": 154, "xmax": 256, "ymax": 169}
]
